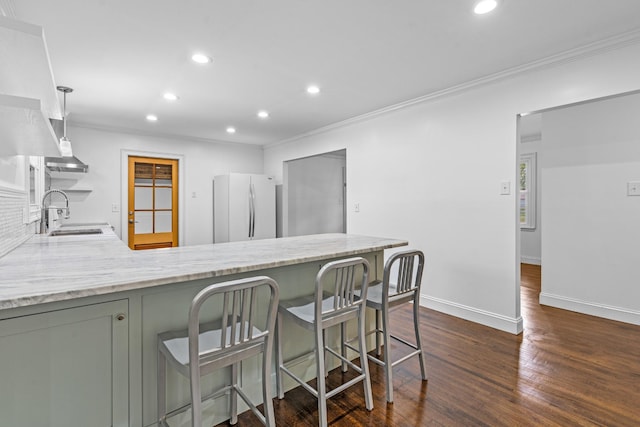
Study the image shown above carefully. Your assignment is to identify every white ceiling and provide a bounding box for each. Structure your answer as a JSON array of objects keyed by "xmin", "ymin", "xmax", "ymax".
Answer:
[{"xmin": 12, "ymin": 0, "xmax": 640, "ymax": 145}]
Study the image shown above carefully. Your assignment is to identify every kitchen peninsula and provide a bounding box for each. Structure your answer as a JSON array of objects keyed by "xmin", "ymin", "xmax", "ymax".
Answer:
[{"xmin": 0, "ymin": 229, "xmax": 406, "ymax": 427}]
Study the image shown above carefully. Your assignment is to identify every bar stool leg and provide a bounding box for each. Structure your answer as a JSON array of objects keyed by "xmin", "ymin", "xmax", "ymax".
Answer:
[
  {"xmin": 340, "ymin": 322, "xmax": 348, "ymax": 372},
  {"xmin": 414, "ymin": 298, "xmax": 427, "ymax": 380},
  {"xmin": 375, "ymin": 309, "xmax": 382, "ymax": 356},
  {"xmin": 230, "ymin": 362, "xmax": 238, "ymax": 424},
  {"xmin": 382, "ymin": 306, "xmax": 394, "ymax": 403},
  {"xmin": 157, "ymin": 350, "xmax": 167, "ymax": 425},
  {"xmin": 190, "ymin": 368, "xmax": 203, "ymax": 427},
  {"xmin": 322, "ymin": 329, "xmax": 329, "ymax": 378},
  {"xmin": 315, "ymin": 325, "xmax": 329, "ymax": 427},
  {"xmin": 358, "ymin": 309, "xmax": 374, "ymax": 410},
  {"xmin": 262, "ymin": 347, "xmax": 276, "ymax": 427},
  {"xmin": 275, "ymin": 314, "xmax": 285, "ymax": 400}
]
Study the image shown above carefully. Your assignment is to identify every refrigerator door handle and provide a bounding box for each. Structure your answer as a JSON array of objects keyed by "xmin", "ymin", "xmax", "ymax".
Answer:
[
  {"xmin": 250, "ymin": 182, "xmax": 256, "ymax": 238},
  {"xmin": 248, "ymin": 183, "xmax": 253, "ymax": 239}
]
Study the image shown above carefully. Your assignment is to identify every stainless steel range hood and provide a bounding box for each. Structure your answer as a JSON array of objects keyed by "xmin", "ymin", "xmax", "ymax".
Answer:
[
  {"xmin": 45, "ymin": 117, "xmax": 89, "ymax": 173},
  {"xmin": 44, "ymin": 155, "xmax": 89, "ymax": 173}
]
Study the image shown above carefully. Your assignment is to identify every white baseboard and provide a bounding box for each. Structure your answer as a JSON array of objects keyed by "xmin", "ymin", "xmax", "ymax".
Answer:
[
  {"xmin": 520, "ymin": 256, "xmax": 541, "ymax": 265},
  {"xmin": 420, "ymin": 295, "xmax": 523, "ymax": 335},
  {"xmin": 539, "ymin": 293, "xmax": 640, "ymax": 325}
]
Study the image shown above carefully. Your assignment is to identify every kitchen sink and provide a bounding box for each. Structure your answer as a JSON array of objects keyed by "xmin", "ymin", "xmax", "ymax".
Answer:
[
  {"xmin": 49, "ymin": 228, "xmax": 104, "ymax": 236},
  {"xmin": 59, "ymin": 222, "xmax": 110, "ymax": 228}
]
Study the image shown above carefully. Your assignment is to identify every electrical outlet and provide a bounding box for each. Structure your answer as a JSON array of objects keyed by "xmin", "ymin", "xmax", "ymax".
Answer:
[{"xmin": 628, "ymin": 181, "xmax": 640, "ymax": 196}]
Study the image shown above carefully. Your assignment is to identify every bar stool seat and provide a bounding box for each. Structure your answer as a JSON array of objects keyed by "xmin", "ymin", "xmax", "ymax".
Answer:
[
  {"xmin": 360, "ymin": 249, "xmax": 427, "ymax": 403},
  {"xmin": 160, "ymin": 324, "xmax": 263, "ymax": 367},
  {"xmin": 157, "ymin": 276, "xmax": 279, "ymax": 427},
  {"xmin": 365, "ymin": 282, "xmax": 400, "ymax": 305},
  {"xmin": 275, "ymin": 257, "xmax": 373, "ymax": 427}
]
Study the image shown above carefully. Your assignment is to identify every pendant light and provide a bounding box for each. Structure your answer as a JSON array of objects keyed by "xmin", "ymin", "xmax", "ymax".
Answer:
[{"xmin": 57, "ymin": 85, "xmax": 74, "ymax": 157}]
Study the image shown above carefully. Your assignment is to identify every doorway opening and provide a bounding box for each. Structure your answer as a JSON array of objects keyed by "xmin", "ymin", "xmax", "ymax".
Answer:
[
  {"xmin": 517, "ymin": 112, "xmax": 542, "ymax": 328},
  {"xmin": 282, "ymin": 149, "xmax": 346, "ymax": 237},
  {"xmin": 517, "ymin": 90, "xmax": 640, "ymax": 326}
]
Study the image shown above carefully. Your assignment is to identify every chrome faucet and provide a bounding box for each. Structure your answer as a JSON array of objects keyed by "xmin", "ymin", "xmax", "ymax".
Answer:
[{"xmin": 40, "ymin": 189, "xmax": 70, "ymax": 234}]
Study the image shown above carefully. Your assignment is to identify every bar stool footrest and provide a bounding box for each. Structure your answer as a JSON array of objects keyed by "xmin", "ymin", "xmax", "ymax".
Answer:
[
  {"xmin": 325, "ymin": 373, "xmax": 366, "ymax": 399},
  {"xmin": 324, "ymin": 346, "xmax": 363, "ymax": 374},
  {"xmin": 161, "ymin": 384, "xmax": 233, "ymax": 421},
  {"xmin": 279, "ymin": 365, "xmax": 320, "ymax": 397}
]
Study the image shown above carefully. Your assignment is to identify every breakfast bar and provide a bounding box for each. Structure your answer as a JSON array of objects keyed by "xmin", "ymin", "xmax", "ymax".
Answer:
[{"xmin": 0, "ymin": 230, "xmax": 406, "ymax": 427}]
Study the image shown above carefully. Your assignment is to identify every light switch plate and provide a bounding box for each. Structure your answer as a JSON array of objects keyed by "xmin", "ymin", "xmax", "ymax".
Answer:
[
  {"xmin": 500, "ymin": 181, "xmax": 511, "ymax": 195},
  {"xmin": 111, "ymin": 203, "xmax": 120, "ymax": 212},
  {"xmin": 628, "ymin": 181, "xmax": 640, "ymax": 196}
]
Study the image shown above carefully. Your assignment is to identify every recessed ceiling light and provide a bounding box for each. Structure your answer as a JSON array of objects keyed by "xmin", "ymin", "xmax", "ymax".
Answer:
[
  {"xmin": 163, "ymin": 92, "xmax": 179, "ymax": 101},
  {"xmin": 474, "ymin": 0, "xmax": 498, "ymax": 14},
  {"xmin": 146, "ymin": 114, "xmax": 158, "ymax": 122},
  {"xmin": 226, "ymin": 127, "xmax": 236, "ymax": 134},
  {"xmin": 191, "ymin": 53, "xmax": 212, "ymax": 64},
  {"xmin": 257, "ymin": 110, "xmax": 269, "ymax": 119},
  {"xmin": 306, "ymin": 85, "xmax": 320, "ymax": 95}
]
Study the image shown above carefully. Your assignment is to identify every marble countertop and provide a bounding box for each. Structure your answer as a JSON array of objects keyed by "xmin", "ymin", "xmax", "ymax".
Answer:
[{"xmin": 0, "ymin": 229, "xmax": 406, "ymax": 310}]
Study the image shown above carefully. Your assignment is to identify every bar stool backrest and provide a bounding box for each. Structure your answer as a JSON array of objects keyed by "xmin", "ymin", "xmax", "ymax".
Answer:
[
  {"xmin": 315, "ymin": 257, "xmax": 370, "ymax": 327},
  {"xmin": 187, "ymin": 276, "xmax": 279, "ymax": 387},
  {"xmin": 383, "ymin": 250, "xmax": 425, "ymax": 306}
]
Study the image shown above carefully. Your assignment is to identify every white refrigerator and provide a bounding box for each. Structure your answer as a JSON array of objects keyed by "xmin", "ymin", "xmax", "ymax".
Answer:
[{"xmin": 214, "ymin": 173, "xmax": 276, "ymax": 243}]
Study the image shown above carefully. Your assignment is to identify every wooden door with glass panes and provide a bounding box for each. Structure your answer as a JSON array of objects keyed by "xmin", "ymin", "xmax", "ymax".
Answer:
[{"xmin": 127, "ymin": 156, "xmax": 178, "ymax": 250}]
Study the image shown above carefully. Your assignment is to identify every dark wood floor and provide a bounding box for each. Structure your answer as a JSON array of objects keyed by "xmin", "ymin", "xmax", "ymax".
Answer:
[{"xmin": 222, "ymin": 264, "xmax": 640, "ymax": 426}]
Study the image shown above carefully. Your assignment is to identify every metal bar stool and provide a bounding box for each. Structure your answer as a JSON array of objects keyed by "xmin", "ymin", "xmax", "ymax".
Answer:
[
  {"xmin": 275, "ymin": 257, "xmax": 373, "ymax": 427},
  {"xmin": 364, "ymin": 249, "xmax": 427, "ymax": 403},
  {"xmin": 157, "ymin": 276, "xmax": 279, "ymax": 427}
]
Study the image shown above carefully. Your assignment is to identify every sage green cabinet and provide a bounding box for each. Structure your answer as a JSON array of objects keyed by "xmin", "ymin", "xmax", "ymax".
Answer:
[{"xmin": 0, "ymin": 300, "xmax": 129, "ymax": 427}]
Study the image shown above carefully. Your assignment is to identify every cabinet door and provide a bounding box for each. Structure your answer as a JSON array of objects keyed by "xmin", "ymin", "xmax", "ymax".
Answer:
[{"xmin": 0, "ymin": 300, "xmax": 129, "ymax": 427}]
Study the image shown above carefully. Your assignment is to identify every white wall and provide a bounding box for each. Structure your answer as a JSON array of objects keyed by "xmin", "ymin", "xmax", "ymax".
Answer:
[
  {"xmin": 60, "ymin": 126, "xmax": 264, "ymax": 246},
  {"xmin": 0, "ymin": 155, "xmax": 24, "ymax": 189},
  {"xmin": 284, "ymin": 151, "xmax": 345, "ymax": 236},
  {"xmin": 265, "ymin": 42, "xmax": 640, "ymax": 333},
  {"xmin": 540, "ymin": 92, "xmax": 640, "ymax": 324}
]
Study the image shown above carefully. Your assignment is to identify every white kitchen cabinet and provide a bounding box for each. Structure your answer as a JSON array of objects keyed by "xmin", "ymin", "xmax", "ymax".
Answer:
[
  {"xmin": 0, "ymin": 15, "xmax": 61, "ymax": 156},
  {"xmin": 0, "ymin": 300, "xmax": 129, "ymax": 427},
  {"xmin": 0, "ymin": 94, "xmax": 60, "ymax": 156}
]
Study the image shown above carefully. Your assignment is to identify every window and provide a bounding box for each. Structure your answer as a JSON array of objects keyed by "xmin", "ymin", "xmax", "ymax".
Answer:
[
  {"xmin": 519, "ymin": 153, "xmax": 536, "ymax": 230},
  {"xmin": 25, "ymin": 156, "xmax": 44, "ymax": 224}
]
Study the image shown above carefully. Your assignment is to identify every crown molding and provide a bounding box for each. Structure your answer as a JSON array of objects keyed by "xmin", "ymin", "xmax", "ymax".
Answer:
[
  {"xmin": 69, "ymin": 121, "xmax": 264, "ymax": 150},
  {"xmin": 267, "ymin": 28, "xmax": 640, "ymax": 149}
]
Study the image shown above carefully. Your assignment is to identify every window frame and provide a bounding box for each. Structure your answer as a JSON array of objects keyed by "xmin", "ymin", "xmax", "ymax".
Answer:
[
  {"xmin": 25, "ymin": 156, "xmax": 44, "ymax": 224},
  {"xmin": 519, "ymin": 152, "xmax": 537, "ymax": 230}
]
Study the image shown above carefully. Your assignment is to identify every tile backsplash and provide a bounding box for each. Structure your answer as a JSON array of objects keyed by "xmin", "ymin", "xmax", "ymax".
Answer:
[{"xmin": 0, "ymin": 188, "xmax": 34, "ymax": 258}]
